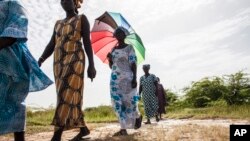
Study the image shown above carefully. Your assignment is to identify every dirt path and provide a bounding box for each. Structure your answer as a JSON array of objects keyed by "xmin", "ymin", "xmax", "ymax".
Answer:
[{"xmin": 1, "ymin": 119, "xmax": 249, "ymax": 141}]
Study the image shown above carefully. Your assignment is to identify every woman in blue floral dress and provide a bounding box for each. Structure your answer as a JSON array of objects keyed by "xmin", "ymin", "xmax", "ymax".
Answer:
[
  {"xmin": 107, "ymin": 27, "xmax": 142, "ymax": 136},
  {"xmin": 0, "ymin": 0, "xmax": 53, "ymax": 140}
]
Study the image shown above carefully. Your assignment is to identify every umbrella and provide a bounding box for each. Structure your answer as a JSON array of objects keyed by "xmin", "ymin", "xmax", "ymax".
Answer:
[{"xmin": 91, "ymin": 11, "xmax": 145, "ymax": 64}]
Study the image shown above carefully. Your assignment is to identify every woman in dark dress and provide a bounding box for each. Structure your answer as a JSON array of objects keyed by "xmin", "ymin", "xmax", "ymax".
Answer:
[{"xmin": 156, "ymin": 77, "xmax": 167, "ymax": 120}]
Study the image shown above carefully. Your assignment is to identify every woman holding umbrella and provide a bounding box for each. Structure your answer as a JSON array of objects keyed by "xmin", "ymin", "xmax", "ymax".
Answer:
[
  {"xmin": 38, "ymin": 0, "xmax": 96, "ymax": 140},
  {"xmin": 107, "ymin": 27, "xmax": 142, "ymax": 136}
]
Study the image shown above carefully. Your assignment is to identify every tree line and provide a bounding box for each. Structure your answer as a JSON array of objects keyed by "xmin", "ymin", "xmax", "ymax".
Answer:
[{"xmin": 165, "ymin": 71, "xmax": 250, "ymax": 108}]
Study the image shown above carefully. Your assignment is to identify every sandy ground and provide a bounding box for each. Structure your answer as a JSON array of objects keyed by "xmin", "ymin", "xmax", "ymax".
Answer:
[{"xmin": 1, "ymin": 119, "xmax": 249, "ymax": 141}]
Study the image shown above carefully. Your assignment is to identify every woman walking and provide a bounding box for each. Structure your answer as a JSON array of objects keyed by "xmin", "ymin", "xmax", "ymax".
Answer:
[
  {"xmin": 156, "ymin": 77, "xmax": 167, "ymax": 120},
  {"xmin": 139, "ymin": 64, "xmax": 159, "ymax": 124},
  {"xmin": 38, "ymin": 0, "xmax": 96, "ymax": 140},
  {"xmin": 107, "ymin": 27, "xmax": 142, "ymax": 136},
  {"xmin": 0, "ymin": 0, "xmax": 53, "ymax": 140}
]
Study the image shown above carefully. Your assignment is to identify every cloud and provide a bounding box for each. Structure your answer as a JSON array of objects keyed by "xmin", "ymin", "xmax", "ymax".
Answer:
[{"xmin": 143, "ymin": 7, "xmax": 250, "ymax": 90}]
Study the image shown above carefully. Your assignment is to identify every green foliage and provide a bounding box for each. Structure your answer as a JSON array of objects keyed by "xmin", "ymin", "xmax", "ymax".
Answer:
[
  {"xmin": 179, "ymin": 71, "xmax": 250, "ymax": 108},
  {"xmin": 184, "ymin": 77, "xmax": 227, "ymax": 107},
  {"xmin": 84, "ymin": 106, "xmax": 117, "ymax": 123},
  {"xmin": 223, "ymin": 71, "xmax": 250, "ymax": 105},
  {"xmin": 165, "ymin": 89, "xmax": 178, "ymax": 106},
  {"xmin": 27, "ymin": 109, "xmax": 55, "ymax": 126},
  {"xmin": 166, "ymin": 104, "xmax": 250, "ymax": 120},
  {"xmin": 207, "ymin": 99, "xmax": 228, "ymax": 107}
]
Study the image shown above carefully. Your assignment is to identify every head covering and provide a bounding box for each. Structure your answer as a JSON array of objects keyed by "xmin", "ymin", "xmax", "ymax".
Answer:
[
  {"xmin": 114, "ymin": 26, "xmax": 130, "ymax": 36},
  {"xmin": 74, "ymin": 0, "xmax": 83, "ymax": 8},
  {"xmin": 143, "ymin": 64, "xmax": 150, "ymax": 69}
]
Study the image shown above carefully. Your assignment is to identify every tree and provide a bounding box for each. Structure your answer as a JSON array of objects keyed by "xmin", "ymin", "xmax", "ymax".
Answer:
[
  {"xmin": 165, "ymin": 89, "xmax": 178, "ymax": 106},
  {"xmin": 184, "ymin": 77, "xmax": 227, "ymax": 108},
  {"xmin": 223, "ymin": 71, "xmax": 250, "ymax": 105}
]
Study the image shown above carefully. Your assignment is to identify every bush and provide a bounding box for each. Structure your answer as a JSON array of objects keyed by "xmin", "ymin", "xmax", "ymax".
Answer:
[
  {"xmin": 223, "ymin": 71, "xmax": 250, "ymax": 105},
  {"xmin": 207, "ymin": 99, "xmax": 228, "ymax": 107}
]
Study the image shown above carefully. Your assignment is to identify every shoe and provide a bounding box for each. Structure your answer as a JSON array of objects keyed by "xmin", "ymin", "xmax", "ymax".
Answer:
[
  {"xmin": 70, "ymin": 126, "xmax": 90, "ymax": 141},
  {"xmin": 144, "ymin": 121, "xmax": 151, "ymax": 124},
  {"xmin": 156, "ymin": 115, "xmax": 160, "ymax": 122},
  {"xmin": 113, "ymin": 130, "xmax": 128, "ymax": 136},
  {"xmin": 134, "ymin": 115, "xmax": 143, "ymax": 129}
]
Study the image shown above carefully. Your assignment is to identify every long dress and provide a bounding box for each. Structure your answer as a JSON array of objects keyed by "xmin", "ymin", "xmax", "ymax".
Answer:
[
  {"xmin": 51, "ymin": 15, "xmax": 86, "ymax": 130},
  {"xmin": 110, "ymin": 45, "xmax": 140, "ymax": 129},
  {"xmin": 0, "ymin": 0, "xmax": 53, "ymax": 135},
  {"xmin": 140, "ymin": 74, "xmax": 159, "ymax": 119},
  {"xmin": 156, "ymin": 83, "xmax": 166, "ymax": 114}
]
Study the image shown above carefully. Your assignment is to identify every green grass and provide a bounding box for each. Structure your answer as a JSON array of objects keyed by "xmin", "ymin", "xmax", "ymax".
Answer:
[
  {"xmin": 26, "ymin": 106, "xmax": 117, "ymax": 134},
  {"xmin": 25, "ymin": 104, "xmax": 250, "ymax": 134},
  {"xmin": 166, "ymin": 104, "xmax": 250, "ymax": 120},
  {"xmin": 84, "ymin": 106, "xmax": 117, "ymax": 123}
]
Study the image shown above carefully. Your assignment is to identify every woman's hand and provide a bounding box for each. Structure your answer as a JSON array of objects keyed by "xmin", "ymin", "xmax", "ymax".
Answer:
[
  {"xmin": 87, "ymin": 65, "xmax": 96, "ymax": 82},
  {"xmin": 107, "ymin": 53, "xmax": 112, "ymax": 61},
  {"xmin": 107, "ymin": 53, "xmax": 113, "ymax": 69},
  {"xmin": 131, "ymin": 79, "xmax": 137, "ymax": 88},
  {"xmin": 38, "ymin": 57, "xmax": 44, "ymax": 67}
]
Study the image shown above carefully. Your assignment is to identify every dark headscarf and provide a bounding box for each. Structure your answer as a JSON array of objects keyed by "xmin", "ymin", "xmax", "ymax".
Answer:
[{"xmin": 143, "ymin": 64, "xmax": 150, "ymax": 69}]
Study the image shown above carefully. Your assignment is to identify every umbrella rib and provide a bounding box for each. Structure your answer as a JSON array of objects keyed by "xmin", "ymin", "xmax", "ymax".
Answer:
[
  {"xmin": 92, "ymin": 35, "xmax": 114, "ymax": 43},
  {"xmin": 91, "ymin": 30, "xmax": 114, "ymax": 43},
  {"xmin": 94, "ymin": 38, "xmax": 117, "ymax": 54}
]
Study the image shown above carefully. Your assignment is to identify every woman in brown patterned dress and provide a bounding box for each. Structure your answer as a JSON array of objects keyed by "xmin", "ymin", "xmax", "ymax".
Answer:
[{"xmin": 38, "ymin": 0, "xmax": 96, "ymax": 140}]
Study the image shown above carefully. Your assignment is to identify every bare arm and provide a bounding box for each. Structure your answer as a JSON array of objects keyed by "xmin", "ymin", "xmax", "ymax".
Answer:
[
  {"xmin": 131, "ymin": 63, "xmax": 137, "ymax": 88},
  {"xmin": 38, "ymin": 31, "xmax": 56, "ymax": 66},
  {"xmin": 81, "ymin": 14, "xmax": 96, "ymax": 81},
  {"xmin": 81, "ymin": 15, "xmax": 94, "ymax": 66},
  {"xmin": 0, "ymin": 37, "xmax": 17, "ymax": 51},
  {"xmin": 107, "ymin": 53, "xmax": 113, "ymax": 69},
  {"xmin": 131, "ymin": 63, "xmax": 137, "ymax": 81},
  {"xmin": 139, "ymin": 84, "xmax": 142, "ymax": 94},
  {"xmin": 81, "ymin": 14, "xmax": 94, "ymax": 67}
]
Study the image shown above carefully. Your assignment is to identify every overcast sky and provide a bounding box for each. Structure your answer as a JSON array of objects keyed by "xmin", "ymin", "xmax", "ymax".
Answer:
[{"xmin": 20, "ymin": 0, "xmax": 250, "ymax": 108}]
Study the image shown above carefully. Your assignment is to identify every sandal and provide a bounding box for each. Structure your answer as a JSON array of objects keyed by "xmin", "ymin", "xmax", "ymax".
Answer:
[
  {"xmin": 134, "ymin": 115, "xmax": 143, "ymax": 129},
  {"xmin": 70, "ymin": 126, "xmax": 90, "ymax": 141},
  {"xmin": 113, "ymin": 130, "xmax": 128, "ymax": 136}
]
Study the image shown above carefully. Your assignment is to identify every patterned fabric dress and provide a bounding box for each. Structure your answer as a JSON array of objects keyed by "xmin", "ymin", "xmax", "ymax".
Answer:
[
  {"xmin": 52, "ymin": 15, "xmax": 86, "ymax": 130},
  {"xmin": 140, "ymin": 74, "xmax": 159, "ymax": 119},
  {"xmin": 0, "ymin": 0, "xmax": 53, "ymax": 135},
  {"xmin": 110, "ymin": 45, "xmax": 140, "ymax": 129}
]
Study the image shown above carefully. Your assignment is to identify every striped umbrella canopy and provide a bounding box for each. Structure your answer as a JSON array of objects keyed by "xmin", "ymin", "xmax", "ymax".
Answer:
[{"xmin": 91, "ymin": 11, "xmax": 145, "ymax": 64}]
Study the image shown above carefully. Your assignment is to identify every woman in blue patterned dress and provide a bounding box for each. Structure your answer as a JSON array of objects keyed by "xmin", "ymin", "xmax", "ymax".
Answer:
[
  {"xmin": 139, "ymin": 64, "xmax": 159, "ymax": 124},
  {"xmin": 107, "ymin": 27, "xmax": 142, "ymax": 136},
  {"xmin": 0, "ymin": 0, "xmax": 53, "ymax": 140}
]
